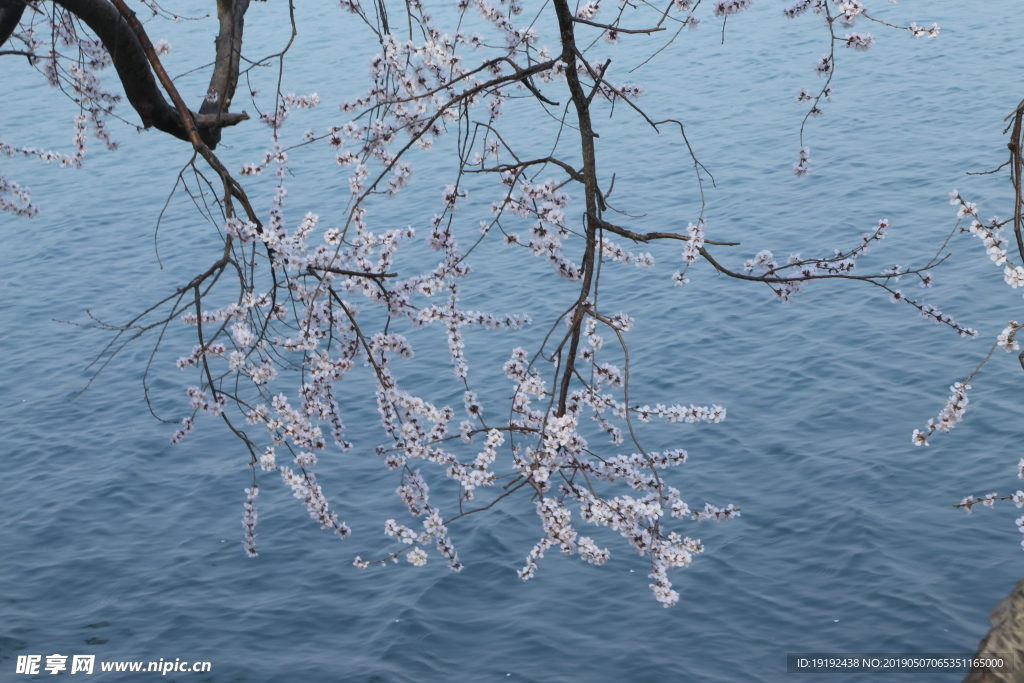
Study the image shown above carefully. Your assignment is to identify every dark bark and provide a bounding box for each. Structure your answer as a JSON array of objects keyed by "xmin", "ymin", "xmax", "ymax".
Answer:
[
  {"xmin": 14, "ymin": 0, "xmax": 250, "ymax": 148},
  {"xmin": 200, "ymin": 0, "xmax": 248, "ymax": 118},
  {"xmin": 552, "ymin": 0, "xmax": 601, "ymax": 417},
  {"xmin": 0, "ymin": 0, "xmax": 27, "ymax": 48}
]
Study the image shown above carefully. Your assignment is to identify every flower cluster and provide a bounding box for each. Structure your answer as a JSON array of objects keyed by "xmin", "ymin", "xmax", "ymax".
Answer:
[
  {"xmin": 843, "ymin": 33, "xmax": 874, "ymax": 51},
  {"xmin": 242, "ymin": 486, "xmax": 259, "ymax": 557},
  {"xmin": 577, "ymin": 1, "xmax": 600, "ymax": 19},
  {"xmin": 997, "ymin": 321, "xmax": 1022, "ymax": 352},
  {"xmin": 793, "ymin": 146, "xmax": 810, "ymax": 176},
  {"xmin": 912, "ymin": 381, "xmax": 970, "ymax": 446},
  {"xmin": 682, "ymin": 221, "xmax": 704, "ymax": 263},
  {"xmin": 783, "ymin": 0, "xmax": 826, "ymax": 19},
  {"xmin": 836, "ymin": 0, "xmax": 864, "ymax": 27},
  {"xmin": 0, "ymin": 173, "xmax": 38, "ymax": 218},
  {"xmin": 951, "ymin": 191, "xmax": 1011, "ymax": 267},
  {"xmin": 908, "ymin": 22, "xmax": 940, "ymax": 38},
  {"xmin": 713, "ymin": 0, "xmax": 752, "ymax": 17},
  {"xmin": 280, "ymin": 466, "xmax": 350, "ymax": 537}
]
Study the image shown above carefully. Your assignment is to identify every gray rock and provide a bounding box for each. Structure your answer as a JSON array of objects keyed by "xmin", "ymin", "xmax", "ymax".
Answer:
[{"xmin": 964, "ymin": 578, "xmax": 1024, "ymax": 683}]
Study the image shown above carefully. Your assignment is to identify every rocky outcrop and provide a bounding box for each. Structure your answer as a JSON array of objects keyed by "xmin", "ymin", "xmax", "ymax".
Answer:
[{"xmin": 964, "ymin": 578, "xmax": 1024, "ymax": 683}]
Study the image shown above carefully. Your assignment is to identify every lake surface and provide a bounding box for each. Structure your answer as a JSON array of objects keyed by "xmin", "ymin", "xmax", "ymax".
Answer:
[{"xmin": 2, "ymin": 1, "xmax": 1024, "ymax": 680}]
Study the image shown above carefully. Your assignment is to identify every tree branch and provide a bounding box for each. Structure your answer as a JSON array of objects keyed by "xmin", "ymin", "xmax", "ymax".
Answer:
[
  {"xmin": 197, "ymin": 0, "xmax": 251, "ymax": 147},
  {"xmin": 571, "ymin": 16, "xmax": 665, "ymax": 34},
  {"xmin": 51, "ymin": 0, "xmax": 248, "ymax": 148},
  {"xmin": 598, "ymin": 217, "xmax": 740, "ymax": 246},
  {"xmin": 0, "ymin": 0, "xmax": 26, "ymax": 48}
]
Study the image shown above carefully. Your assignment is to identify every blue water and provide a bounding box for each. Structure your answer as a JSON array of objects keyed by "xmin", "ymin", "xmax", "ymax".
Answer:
[{"xmin": 3, "ymin": 1, "xmax": 1024, "ymax": 680}]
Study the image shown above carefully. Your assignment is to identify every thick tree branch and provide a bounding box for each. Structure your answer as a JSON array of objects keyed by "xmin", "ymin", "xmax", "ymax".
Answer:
[
  {"xmin": 197, "ymin": 0, "xmax": 250, "ymax": 147},
  {"xmin": 0, "ymin": 0, "xmax": 26, "ymax": 47},
  {"xmin": 50, "ymin": 0, "xmax": 247, "ymax": 148},
  {"xmin": 553, "ymin": 0, "xmax": 600, "ymax": 417}
]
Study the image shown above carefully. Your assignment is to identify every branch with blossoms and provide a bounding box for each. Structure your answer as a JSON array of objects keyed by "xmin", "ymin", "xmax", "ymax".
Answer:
[
  {"xmin": 912, "ymin": 97, "xmax": 1024, "ymax": 551},
  {"xmin": 784, "ymin": 0, "xmax": 939, "ymax": 174},
  {"xmin": 592, "ymin": 214, "xmax": 968, "ymax": 334},
  {"xmin": 953, "ymin": 489, "xmax": 1024, "ymax": 555},
  {"xmin": 4, "ymin": 0, "xmax": 974, "ymax": 605},
  {"xmin": 913, "ymin": 182, "xmax": 1024, "ymax": 448}
]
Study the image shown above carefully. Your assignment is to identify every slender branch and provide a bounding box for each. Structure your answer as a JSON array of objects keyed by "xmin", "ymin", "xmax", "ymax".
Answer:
[
  {"xmin": 599, "ymin": 217, "xmax": 740, "ymax": 246},
  {"xmin": 468, "ymin": 156, "xmax": 586, "ymax": 184},
  {"xmin": 306, "ymin": 265, "xmax": 397, "ymax": 279},
  {"xmin": 571, "ymin": 16, "xmax": 666, "ymax": 34}
]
